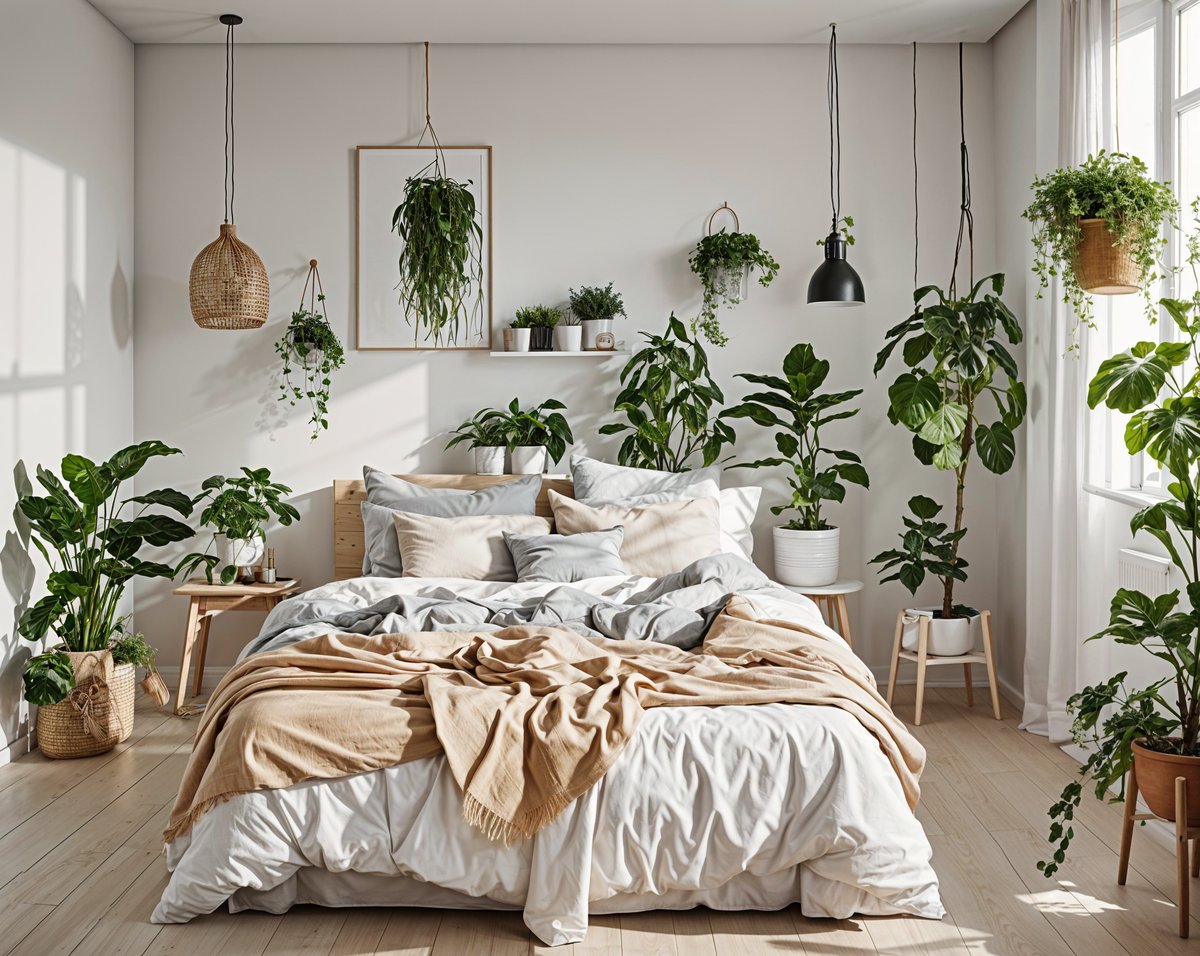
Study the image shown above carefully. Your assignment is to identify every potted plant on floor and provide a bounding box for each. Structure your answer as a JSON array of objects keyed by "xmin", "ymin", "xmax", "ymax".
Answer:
[
  {"xmin": 721, "ymin": 343, "xmax": 867, "ymax": 586},
  {"xmin": 495, "ymin": 397, "xmax": 574, "ymax": 475},
  {"xmin": 871, "ymin": 273, "xmax": 1026, "ymax": 655},
  {"xmin": 177, "ymin": 467, "xmax": 300, "ymax": 585},
  {"xmin": 1040, "ymin": 198, "xmax": 1200, "ymax": 878},
  {"xmin": 17, "ymin": 441, "xmax": 194, "ymax": 757},
  {"xmin": 554, "ymin": 309, "xmax": 582, "ymax": 352},
  {"xmin": 274, "ymin": 288, "xmax": 345, "ymax": 442},
  {"xmin": 688, "ymin": 227, "xmax": 780, "ymax": 347},
  {"xmin": 1023, "ymin": 150, "xmax": 1178, "ymax": 339},
  {"xmin": 600, "ymin": 315, "xmax": 736, "ymax": 471},
  {"xmin": 515, "ymin": 305, "xmax": 561, "ymax": 352},
  {"xmin": 446, "ymin": 407, "xmax": 510, "ymax": 475},
  {"xmin": 569, "ymin": 283, "xmax": 625, "ymax": 351}
]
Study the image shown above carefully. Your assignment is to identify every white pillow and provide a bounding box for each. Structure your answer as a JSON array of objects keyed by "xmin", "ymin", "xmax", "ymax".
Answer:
[{"xmin": 569, "ymin": 453, "xmax": 721, "ymax": 500}]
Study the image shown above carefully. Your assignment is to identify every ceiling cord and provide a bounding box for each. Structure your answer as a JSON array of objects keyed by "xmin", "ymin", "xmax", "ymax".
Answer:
[
  {"xmin": 223, "ymin": 19, "xmax": 236, "ymax": 224},
  {"xmin": 912, "ymin": 41, "xmax": 919, "ymax": 288},
  {"xmin": 949, "ymin": 43, "xmax": 974, "ymax": 297},
  {"xmin": 826, "ymin": 24, "xmax": 842, "ymax": 233}
]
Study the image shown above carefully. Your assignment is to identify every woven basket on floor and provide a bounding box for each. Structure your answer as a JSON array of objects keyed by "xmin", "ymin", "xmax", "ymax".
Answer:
[
  {"xmin": 189, "ymin": 223, "xmax": 270, "ymax": 329},
  {"xmin": 37, "ymin": 650, "xmax": 135, "ymax": 759},
  {"xmin": 1073, "ymin": 217, "xmax": 1141, "ymax": 294}
]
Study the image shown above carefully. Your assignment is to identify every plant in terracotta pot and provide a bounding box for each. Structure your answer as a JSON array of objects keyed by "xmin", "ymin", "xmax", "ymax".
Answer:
[
  {"xmin": 515, "ymin": 304, "xmax": 561, "ymax": 352},
  {"xmin": 445, "ymin": 407, "xmax": 511, "ymax": 475},
  {"xmin": 1023, "ymin": 150, "xmax": 1178, "ymax": 341},
  {"xmin": 569, "ymin": 283, "xmax": 625, "ymax": 351},
  {"xmin": 1040, "ymin": 198, "xmax": 1200, "ymax": 877},
  {"xmin": 870, "ymin": 273, "xmax": 1026, "ymax": 655},
  {"xmin": 274, "ymin": 291, "xmax": 345, "ymax": 442},
  {"xmin": 493, "ymin": 397, "xmax": 574, "ymax": 475},
  {"xmin": 721, "ymin": 343, "xmax": 867, "ymax": 586},
  {"xmin": 688, "ymin": 228, "xmax": 780, "ymax": 347}
]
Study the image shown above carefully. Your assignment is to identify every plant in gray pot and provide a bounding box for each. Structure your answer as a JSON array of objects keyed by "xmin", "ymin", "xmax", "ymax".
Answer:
[
  {"xmin": 445, "ymin": 407, "xmax": 510, "ymax": 475},
  {"xmin": 569, "ymin": 282, "xmax": 625, "ymax": 351},
  {"xmin": 721, "ymin": 343, "xmax": 868, "ymax": 587}
]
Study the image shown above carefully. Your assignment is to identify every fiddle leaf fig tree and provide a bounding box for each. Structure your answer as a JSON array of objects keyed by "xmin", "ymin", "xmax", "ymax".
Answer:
[{"xmin": 872, "ymin": 273, "xmax": 1026, "ymax": 618}]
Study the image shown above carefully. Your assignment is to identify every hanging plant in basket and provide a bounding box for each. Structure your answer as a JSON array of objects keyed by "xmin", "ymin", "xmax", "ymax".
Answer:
[
  {"xmin": 688, "ymin": 204, "xmax": 779, "ymax": 347},
  {"xmin": 1022, "ymin": 150, "xmax": 1179, "ymax": 339},
  {"xmin": 275, "ymin": 260, "xmax": 345, "ymax": 441}
]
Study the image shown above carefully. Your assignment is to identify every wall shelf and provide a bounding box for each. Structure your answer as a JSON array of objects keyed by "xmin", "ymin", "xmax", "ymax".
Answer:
[{"xmin": 488, "ymin": 350, "xmax": 630, "ymax": 359}]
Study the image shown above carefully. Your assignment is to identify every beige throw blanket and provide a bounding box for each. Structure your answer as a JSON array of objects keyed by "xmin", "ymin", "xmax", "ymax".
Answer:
[{"xmin": 164, "ymin": 596, "xmax": 925, "ymax": 846}]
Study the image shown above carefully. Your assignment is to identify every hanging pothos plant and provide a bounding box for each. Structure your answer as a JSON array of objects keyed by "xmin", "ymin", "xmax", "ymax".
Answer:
[
  {"xmin": 688, "ymin": 226, "xmax": 779, "ymax": 347},
  {"xmin": 275, "ymin": 260, "xmax": 345, "ymax": 441}
]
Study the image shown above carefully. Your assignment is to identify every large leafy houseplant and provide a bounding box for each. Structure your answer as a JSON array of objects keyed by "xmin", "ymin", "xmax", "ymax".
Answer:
[
  {"xmin": 688, "ymin": 229, "xmax": 780, "ymax": 347},
  {"xmin": 17, "ymin": 441, "xmax": 195, "ymax": 705},
  {"xmin": 1023, "ymin": 150, "xmax": 1178, "ymax": 337},
  {"xmin": 1040, "ymin": 198, "xmax": 1200, "ymax": 877},
  {"xmin": 274, "ymin": 294, "xmax": 345, "ymax": 441},
  {"xmin": 600, "ymin": 315, "xmax": 735, "ymax": 472},
  {"xmin": 871, "ymin": 273, "xmax": 1026, "ymax": 619},
  {"xmin": 495, "ymin": 398, "xmax": 574, "ymax": 463}
]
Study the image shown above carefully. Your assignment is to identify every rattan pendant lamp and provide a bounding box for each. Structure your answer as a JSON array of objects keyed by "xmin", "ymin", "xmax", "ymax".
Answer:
[{"xmin": 189, "ymin": 13, "xmax": 269, "ymax": 330}]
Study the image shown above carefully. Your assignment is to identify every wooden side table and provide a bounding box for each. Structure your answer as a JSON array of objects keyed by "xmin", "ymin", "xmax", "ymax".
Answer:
[
  {"xmin": 787, "ymin": 580, "xmax": 863, "ymax": 649},
  {"xmin": 171, "ymin": 578, "xmax": 303, "ymax": 714}
]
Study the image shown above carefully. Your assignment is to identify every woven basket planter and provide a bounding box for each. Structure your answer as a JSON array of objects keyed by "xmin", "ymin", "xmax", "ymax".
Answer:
[
  {"xmin": 1072, "ymin": 218, "xmax": 1140, "ymax": 295},
  {"xmin": 37, "ymin": 650, "xmax": 135, "ymax": 759},
  {"xmin": 189, "ymin": 223, "xmax": 270, "ymax": 329}
]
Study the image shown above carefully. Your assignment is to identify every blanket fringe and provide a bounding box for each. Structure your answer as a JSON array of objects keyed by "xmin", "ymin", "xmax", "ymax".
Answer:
[
  {"xmin": 461, "ymin": 791, "xmax": 574, "ymax": 846},
  {"xmin": 163, "ymin": 791, "xmax": 236, "ymax": 844}
]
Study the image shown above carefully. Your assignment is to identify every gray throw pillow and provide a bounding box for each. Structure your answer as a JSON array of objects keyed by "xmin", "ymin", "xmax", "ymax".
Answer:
[
  {"xmin": 569, "ymin": 453, "xmax": 720, "ymax": 501},
  {"xmin": 502, "ymin": 526, "xmax": 627, "ymax": 584}
]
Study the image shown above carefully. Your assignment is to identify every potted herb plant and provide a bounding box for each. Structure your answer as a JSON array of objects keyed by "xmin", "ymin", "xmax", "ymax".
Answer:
[
  {"xmin": 554, "ymin": 309, "xmax": 582, "ymax": 352},
  {"xmin": 274, "ymin": 292, "xmax": 345, "ymax": 442},
  {"xmin": 17, "ymin": 441, "xmax": 194, "ymax": 756},
  {"xmin": 688, "ymin": 228, "xmax": 780, "ymax": 347},
  {"xmin": 504, "ymin": 314, "xmax": 531, "ymax": 352},
  {"xmin": 1040, "ymin": 199, "xmax": 1200, "ymax": 878},
  {"xmin": 870, "ymin": 273, "xmax": 1025, "ymax": 655},
  {"xmin": 600, "ymin": 315, "xmax": 736, "ymax": 471},
  {"xmin": 1023, "ymin": 150, "xmax": 1178, "ymax": 336},
  {"xmin": 569, "ymin": 283, "xmax": 625, "ymax": 351},
  {"xmin": 721, "ymin": 343, "xmax": 868, "ymax": 586},
  {"xmin": 445, "ymin": 407, "xmax": 510, "ymax": 475},
  {"xmin": 515, "ymin": 305, "xmax": 561, "ymax": 352},
  {"xmin": 177, "ymin": 467, "xmax": 300, "ymax": 585},
  {"xmin": 495, "ymin": 397, "xmax": 574, "ymax": 475}
]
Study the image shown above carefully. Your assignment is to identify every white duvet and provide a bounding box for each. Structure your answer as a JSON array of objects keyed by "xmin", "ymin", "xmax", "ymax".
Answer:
[{"xmin": 152, "ymin": 574, "xmax": 944, "ymax": 945}]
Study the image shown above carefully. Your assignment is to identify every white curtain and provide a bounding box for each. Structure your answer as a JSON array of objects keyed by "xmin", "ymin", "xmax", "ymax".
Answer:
[{"xmin": 1021, "ymin": 0, "xmax": 1108, "ymax": 740}]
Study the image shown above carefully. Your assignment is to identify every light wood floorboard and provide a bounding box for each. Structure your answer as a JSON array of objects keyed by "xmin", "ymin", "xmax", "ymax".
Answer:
[{"xmin": 0, "ymin": 693, "xmax": 1195, "ymax": 954}]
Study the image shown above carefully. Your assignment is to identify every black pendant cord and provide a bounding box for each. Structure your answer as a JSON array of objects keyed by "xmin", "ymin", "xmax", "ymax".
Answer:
[
  {"xmin": 948, "ymin": 42, "xmax": 974, "ymax": 298},
  {"xmin": 826, "ymin": 24, "xmax": 842, "ymax": 235},
  {"xmin": 223, "ymin": 19, "xmax": 236, "ymax": 224},
  {"xmin": 912, "ymin": 41, "xmax": 919, "ymax": 287}
]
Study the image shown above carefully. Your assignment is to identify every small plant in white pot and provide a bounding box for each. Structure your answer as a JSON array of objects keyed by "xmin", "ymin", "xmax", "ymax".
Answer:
[
  {"xmin": 445, "ymin": 408, "xmax": 510, "ymax": 475},
  {"xmin": 504, "ymin": 314, "xmax": 532, "ymax": 352},
  {"xmin": 516, "ymin": 304, "xmax": 561, "ymax": 351},
  {"xmin": 569, "ymin": 282, "xmax": 625, "ymax": 351},
  {"xmin": 496, "ymin": 397, "xmax": 574, "ymax": 475},
  {"xmin": 553, "ymin": 309, "xmax": 582, "ymax": 352},
  {"xmin": 721, "ymin": 343, "xmax": 868, "ymax": 587}
]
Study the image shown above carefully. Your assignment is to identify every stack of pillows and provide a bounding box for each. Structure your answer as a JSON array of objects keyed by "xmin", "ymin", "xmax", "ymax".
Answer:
[{"xmin": 360, "ymin": 456, "xmax": 762, "ymax": 583}]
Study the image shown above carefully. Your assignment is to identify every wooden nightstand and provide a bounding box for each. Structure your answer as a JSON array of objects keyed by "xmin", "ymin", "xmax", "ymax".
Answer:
[
  {"xmin": 785, "ymin": 580, "xmax": 863, "ymax": 649},
  {"xmin": 171, "ymin": 578, "xmax": 303, "ymax": 714}
]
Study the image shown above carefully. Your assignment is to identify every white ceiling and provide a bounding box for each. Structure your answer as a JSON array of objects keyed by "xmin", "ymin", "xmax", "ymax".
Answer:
[{"xmin": 87, "ymin": 0, "xmax": 1029, "ymax": 45}]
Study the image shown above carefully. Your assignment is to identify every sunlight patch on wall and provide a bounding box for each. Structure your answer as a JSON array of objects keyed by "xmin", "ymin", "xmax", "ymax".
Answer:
[{"xmin": 17, "ymin": 150, "xmax": 66, "ymax": 378}]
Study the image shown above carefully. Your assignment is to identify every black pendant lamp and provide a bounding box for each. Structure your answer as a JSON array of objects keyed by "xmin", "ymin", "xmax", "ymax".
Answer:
[{"xmin": 807, "ymin": 23, "xmax": 865, "ymax": 308}]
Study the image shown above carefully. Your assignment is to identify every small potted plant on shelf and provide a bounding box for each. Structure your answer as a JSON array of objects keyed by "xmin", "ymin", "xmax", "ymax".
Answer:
[
  {"xmin": 177, "ymin": 467, "xmax": 300, "ymax": 585},
  {"xmin": 721, "ymin": 343, "xmax": 868, "ymax": 586},
  {"xmin": 554, "ymin": 309, "xmax": 582, "ymax": 352},
  {"xmin": 1040, "ymin": 198, "xmax": 1200, "ymax": 879},
  {"xmin": 1023, "ymin": 150, "xmax": 1178, "ymax": 339},
  {"xmin": 514, "ymin": 305, "xmax": 561, "ymax": 352},
  {"xmin": 17, "ymin": 440, "xmax": 193, "ymax": 757},
  {"xmin": 504, "ymin": 313, "xmax": 532, "ymax": 352},
  {"xmin": 274, "ymin": 287, "xmax": 345, "ymax": 442},
  {"xmin": 688, "ymin": 228, "xmax": 780, "ymax": 347},
  {"xmin": 871, "ymin": 273, "xmax": 1026, "ymax": 655},
  {"xmin": 445, "ymin": 407, "xmax": 510, "ymax": 475},
  {"xmin": 495, "ymin": 397, "xmax": 574, "ymax": 475},
  {"xmin": 569, "ymin": 283, "xmax": 625, "ymax": 351},
  {"xmin": 600, "ymin": 315, "xmax": 736, "ymax": 471}
]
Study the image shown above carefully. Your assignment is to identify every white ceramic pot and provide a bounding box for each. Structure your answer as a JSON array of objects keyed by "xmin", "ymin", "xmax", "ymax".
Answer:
[
  {"xmin": 510, "ymin": 446, "xmax": 547, "ymax": 475},
  {"xmin": 291, "ymin": 342, "xmax": 324, "ymax": 367},
  {"xmin": 554, "ymin": 326, "xmax": 583, "ymax": 351},
  {"xmin": 215, "ymin": 533, "xmax": 264, "ymax": 571},
  {"xmin": 901, "ymin": 607, "xmax": 981, "ymax": 657},
  {"xmin": 508, "ymin": 328, "xmax": 531, "ymax": 352},
  {"xmin": 772, "ymin": 526, "xmax": 839, "ymax": 587},
  {"xmin": 581, "ymin": 319, "xmax": 614, "ymax": 350},
  {"xmin": 474, "ymin": 446, "xmax": 506, "ymax": 475}
]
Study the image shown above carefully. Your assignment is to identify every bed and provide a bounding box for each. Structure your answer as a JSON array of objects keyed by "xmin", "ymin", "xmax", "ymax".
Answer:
[{"xmin": 152, "ymin": 473, "xmax": 943, "ymax": 946}]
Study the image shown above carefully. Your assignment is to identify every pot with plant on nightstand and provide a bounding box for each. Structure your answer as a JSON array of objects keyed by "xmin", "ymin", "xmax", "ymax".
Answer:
[
  {"xmin": 569, "ymin": 282, "xmax": 625, "ymax": 351},
  {"xmin": 721, "ymin": 342, "xmax": 868, "ymax": 587},
  {"xmin": 445, "ymin": 407, "xmax": 510, "ymax": 475}
]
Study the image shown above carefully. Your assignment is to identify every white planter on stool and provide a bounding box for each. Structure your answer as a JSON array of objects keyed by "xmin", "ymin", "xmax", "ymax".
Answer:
[
  {"xmin": 772, "ymin": 526, "xmax": 839, "ymax": 587},
  {"xmin": 900, "ymin": 607, "xmax": 981, "ymax": 657}
]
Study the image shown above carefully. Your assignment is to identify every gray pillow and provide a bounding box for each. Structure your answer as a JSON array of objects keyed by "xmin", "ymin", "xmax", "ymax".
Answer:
[
  {"xmin": 502, "ymin": 526, "xmax": 627, "ymax": 583},
  {"xmin": 359, "ymin": 473, "xmax": 543, "ymax": 576},
  {"xmin": 569, "ymin": 453, "xmax": 720, "ymax": 501}
]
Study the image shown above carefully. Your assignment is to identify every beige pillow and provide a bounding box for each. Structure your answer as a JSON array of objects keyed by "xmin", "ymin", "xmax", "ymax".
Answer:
[
  {"xmin": 548, "ymin": 490, "xmax": 722, "ymax": 578},
  {"xmin": 392, "ymin": 512, "xmax": 552, "ymax": 581}
]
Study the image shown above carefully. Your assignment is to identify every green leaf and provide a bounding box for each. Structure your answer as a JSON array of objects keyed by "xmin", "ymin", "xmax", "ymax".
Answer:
[
  {"xmin": 933, "ymin": 441, "xmax": 964, "ymax": 471},
  {"xmin": 1088, "ymin": 341, "xmax": 1187, "ymax": 413},
  {"xmin": 976, "ymin": 422, "xmax": 1016, "ymax": 474},
  {"xmin": 106, "ymin": 440, "xmax": 182, "ymax": 481},
  {"xmin": 22, "ymin": 651, "xmax": 74, "ymax": 706},
  {"xmin": 18, "ymin": 595, "xmax": 65, "ymax": 642},
  {"xmin": 126, "ymin": 488, "xmax": 194, "ymax": 516},
  {"xmin": 909, "ymin": 495, "xmax": 942, "ymax": 520},
  {"xmin": 917, "ymin": 402, "xmax": 968, "ymax": 445},
  {"xmin": 889, "ymin": 373, "xmax": 941, "ymax": 429},
  {"xmin": 60, "ymin": 455, "xmax": 113, "ymax": 508}
]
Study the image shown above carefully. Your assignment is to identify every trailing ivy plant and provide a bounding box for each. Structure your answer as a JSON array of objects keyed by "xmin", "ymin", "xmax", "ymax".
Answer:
[
  {"xmin": 872, "ymin": 273, "xmax": 1026, "ymax": 619},
  {"xmin": 599, "ymin": 315, "xmax": 735, "ymax": 471},
  {"xmin": 721, "ymin": 343, "xmax": 867, "ymax": 530},
  {"xmin": 275, "ymin": 294, "xmax": 345, "ymax": 442},
  {"xmin": 1022, "ymin": 150, "xmax": 1178, "ymax": 338},
  {"xmin": 688, "ymin": 229, "xmax": 780, "ymax": 347}
]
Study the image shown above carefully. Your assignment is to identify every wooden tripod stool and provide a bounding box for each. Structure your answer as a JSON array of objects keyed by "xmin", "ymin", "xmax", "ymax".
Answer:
[
  {"xmin": 1119, "ymin": 767, "xmax": 1199, "ymax": 937},
  {"xmin": 788, "ymin": 580, "xmax": 862, "ymax": 649},
  {"xmin": 885, "ymin": 609, "xmax": 1002, "ymax": 725}
]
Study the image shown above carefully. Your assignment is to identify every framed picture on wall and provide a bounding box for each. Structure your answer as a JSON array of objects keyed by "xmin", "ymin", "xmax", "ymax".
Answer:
[{"xmin": 356, "ymin": 145, "xmax": 492, "ymax": 350}]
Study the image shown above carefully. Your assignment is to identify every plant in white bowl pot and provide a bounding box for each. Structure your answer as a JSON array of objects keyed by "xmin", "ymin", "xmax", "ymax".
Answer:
[
  {"xmin": 569, "ymin": 282, "xmax": 625, "ymax": 351},
  {"xmin": 445, "ymin": 407, "xmax": 510, "ymax": 475},
  {"xmin": 496, "ymin": 397, "xmax": 574, "ymax": 475},
  {"xmin": 177, "ymin": 467, "xmax": 300, "ymax": 585},
  {"xmin": 721, "ymin": 343, "xmax": 868, "ymax": 587}
]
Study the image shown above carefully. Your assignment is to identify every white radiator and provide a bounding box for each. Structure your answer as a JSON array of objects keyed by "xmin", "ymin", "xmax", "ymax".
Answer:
[{"xmin": 1118, "ymin": 548, "xmax": 1173, "ymax": 597}]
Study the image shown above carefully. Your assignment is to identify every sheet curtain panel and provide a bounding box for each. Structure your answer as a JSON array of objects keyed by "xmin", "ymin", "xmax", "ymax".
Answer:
[{"xmin": 1021, "ymin": 0, "xmax": 1108, "ymax": 740}]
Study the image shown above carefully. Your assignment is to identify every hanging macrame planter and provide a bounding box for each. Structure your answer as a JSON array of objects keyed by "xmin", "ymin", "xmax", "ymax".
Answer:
[
  {"xmin": 189, "ymin": 13, "xmax": 269, "ymax": 330},
  {"xmin": 275, "ymin": 259, "xmax": 345, "ymax": 441}
]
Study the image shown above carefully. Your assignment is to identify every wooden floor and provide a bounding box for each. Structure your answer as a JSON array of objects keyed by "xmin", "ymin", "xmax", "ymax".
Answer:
[{"xmin": 0, "ymin": 687, "xmax": 1194, "ymax": 955}]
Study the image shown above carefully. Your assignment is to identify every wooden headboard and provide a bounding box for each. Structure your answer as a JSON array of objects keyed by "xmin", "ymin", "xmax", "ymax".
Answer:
[{"xmin": 332, "ymin": 474, "xmax": 575, "ymax": 580}]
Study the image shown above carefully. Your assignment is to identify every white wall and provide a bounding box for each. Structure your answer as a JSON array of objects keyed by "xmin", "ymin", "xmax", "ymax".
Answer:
[
  {"xmin": 132, "ymin": 41, "xmax": 1012, "ymax": 683},
  {"xmin": 0, "ymin": 0, "xmax": 136, "ymax": 752}
]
